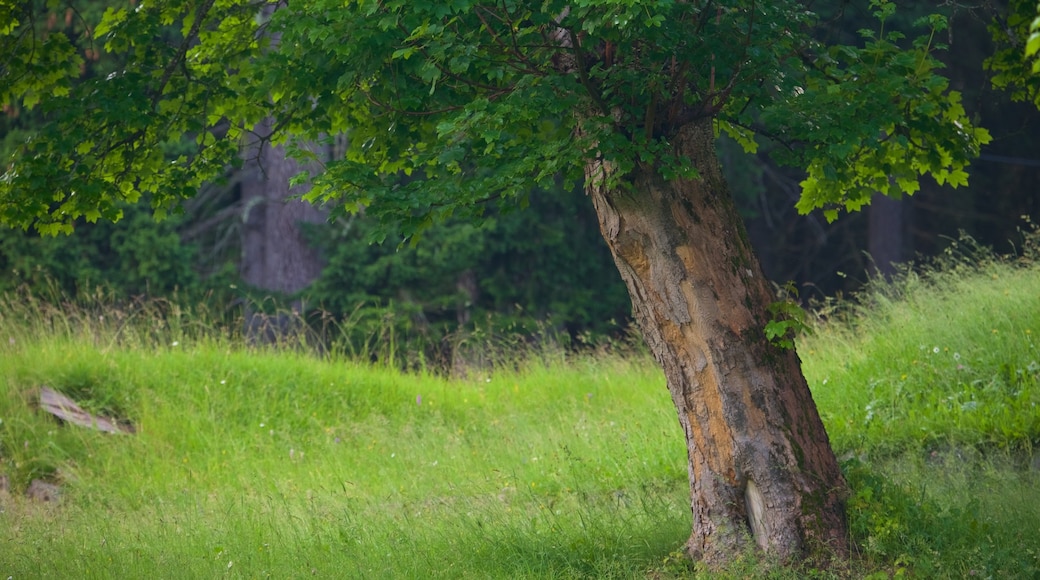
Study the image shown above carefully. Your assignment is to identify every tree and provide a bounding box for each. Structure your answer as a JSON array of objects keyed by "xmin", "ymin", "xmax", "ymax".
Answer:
[
  {"xmin": 239, "ymin": 120, "xmax": 327, "ymax": 340},
  {"xmin": 0, "ymin": 0, "xmax": 993, "ymax": 566},
  {"xmin": 238, "ymin": 2, "xmax": 327, "ymax": 339}
]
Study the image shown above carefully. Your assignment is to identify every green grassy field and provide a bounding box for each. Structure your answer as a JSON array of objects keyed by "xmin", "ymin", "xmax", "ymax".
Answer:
[{"xmin": 1, "ymin": 246, "xmax": 1039, "ymax": 578}]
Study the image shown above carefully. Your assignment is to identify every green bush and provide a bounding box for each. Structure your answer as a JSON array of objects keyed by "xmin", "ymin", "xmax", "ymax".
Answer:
[
  {"xmin": 302, "ymin": 185, "xmax": 632, "ymax": 360},
  {"xmin": 0, "ymin": 200, "xmax": 204, "ymax": 298}
]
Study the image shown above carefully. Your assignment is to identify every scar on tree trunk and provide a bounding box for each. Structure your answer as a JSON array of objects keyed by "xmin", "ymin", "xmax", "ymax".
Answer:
[{"xmin": 585, "ymin": 118, "xmax": 849, "ymax": 565}]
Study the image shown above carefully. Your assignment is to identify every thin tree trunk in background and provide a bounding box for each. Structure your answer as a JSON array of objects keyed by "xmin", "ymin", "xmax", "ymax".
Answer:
[
  {"xmin": 868, "ymin": 192, "xmax": 904, "ymax": 279},
  {"xmin": 585, "ymin": 118, "xmax": 848, "ymax": 565}
]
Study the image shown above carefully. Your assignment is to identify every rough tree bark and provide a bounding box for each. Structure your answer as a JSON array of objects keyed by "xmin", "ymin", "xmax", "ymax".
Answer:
[
  {"xmin": 585, "ymin": 118, "xmax": 848, "ymax": 564},
  {"xmin": 240, "ymin": 132, "xmax": 325, "ymax": 297},
  {"xmin": 240, "ymin": 121, "xmax": 326, "ymax": 340}
]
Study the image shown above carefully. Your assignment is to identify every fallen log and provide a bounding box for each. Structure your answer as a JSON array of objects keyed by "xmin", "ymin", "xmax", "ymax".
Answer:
[{"xmin": 38, "ymin": 386, "xmax": 134, "ymax": 434}]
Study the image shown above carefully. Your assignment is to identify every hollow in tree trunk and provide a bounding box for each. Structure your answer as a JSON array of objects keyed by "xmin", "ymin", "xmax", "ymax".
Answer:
[{"xmin": 585, "ymin": 118, "xmax": 848, "ymax": 565}]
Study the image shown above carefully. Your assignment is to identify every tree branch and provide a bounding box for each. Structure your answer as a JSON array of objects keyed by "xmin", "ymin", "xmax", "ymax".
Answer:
[{"xmin": 151, "ymin": 0, "xmax": 217, "ymax": 109}]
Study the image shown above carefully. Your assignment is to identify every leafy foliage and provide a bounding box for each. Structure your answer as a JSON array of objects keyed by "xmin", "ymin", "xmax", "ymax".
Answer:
[
  {"xmin": 0, "ymin": 199, "xmax": 205, "ymax": 297},
  {"xmin": 0, "ymin": 0, "xmax": 994, "ymax": 241},
  {"xmin": 987, "ymin": 0, "xmax": 1040, "ymax": 106},
  {"xmin": 764, "ymin": 282, "xmax": 810, "ymax": 350},
  {"xmin": 303, "ymin": 184, "xmax": 630, "ymax": 343},
  {"xmin": 1029, "ymin": 2, "xmax": 1040, "ymax": 69},
  {"xmin": 0, "ymin": 185, "xmax": 629, "ymax": 350},
  {"xmin": 773, "ymin": 5, "xmax": 990, "ymax": 221}
]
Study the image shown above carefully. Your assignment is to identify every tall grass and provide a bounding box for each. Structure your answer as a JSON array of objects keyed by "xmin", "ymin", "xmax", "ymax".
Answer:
[
  {"xmin": 1, "ymin": 291, "xmax": 690, "ymax": 578},
  {"xmin": 1, "ymin": 235, "xmax": 1039, "ymax": 578},
  {"xmin": 799, "ymin": 232, "xmax": 1040, "ymax": 578},
  {"xmin": 804, "ymin": 234, "xmax": 1040, "ymax": 455}
]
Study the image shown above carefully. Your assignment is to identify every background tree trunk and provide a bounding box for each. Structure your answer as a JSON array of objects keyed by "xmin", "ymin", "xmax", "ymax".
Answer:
[
  {"xmin": 240, "ymin": 121, "xmax": 326, "ymax": 340},
  {"xmin": 236, "ymin": 3, "xmax": 326, "ymax": 342},
  {"xmin": 868, "ymin": 193, "xmax": 904, "ymax": 279},
  {"xmin": 584, "ymin": 118, "xmax": 848, "ymax": 565}
]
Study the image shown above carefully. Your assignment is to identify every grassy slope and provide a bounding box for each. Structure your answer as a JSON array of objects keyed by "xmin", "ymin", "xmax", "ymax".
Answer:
[
  {"xmin": 805, "ymin": 258, "xmax": 1040, "ymax": 454},
  {"xmin": 0, "ymin": 326, "xmax": 689, "ymax": 577},
  {"xmin": 1, "ymin": 255, "xmax": 1039, "ymax": 578},
  {"xmin": 799, "ymin": 255, "xmax": 1040, "ymax": 578}
]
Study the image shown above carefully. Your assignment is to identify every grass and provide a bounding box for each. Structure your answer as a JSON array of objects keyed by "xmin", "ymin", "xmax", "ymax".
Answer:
[{"xmin": 1, "ymin": 241, "xmax": 1039, "ymax": 578}]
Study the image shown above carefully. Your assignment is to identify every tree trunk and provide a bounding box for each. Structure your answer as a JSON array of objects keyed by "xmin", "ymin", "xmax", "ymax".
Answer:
[
  {"xmin": 585, "ymin": 118, "xmax": 848, "ymax": 565},
  {"xmin": 240, "ymin": 135, "xmax": 326, "ymax": 297},
  {"xmin": 868, "ymin": 192, "xmax": 904, "ymax": 279},
  {"xmin": 240, "ymin": 121, "xmax": 326, "ymax": 341},
  {"xmin": 237, "ymin": 3, "xmax": 326, "ymax": 342}
]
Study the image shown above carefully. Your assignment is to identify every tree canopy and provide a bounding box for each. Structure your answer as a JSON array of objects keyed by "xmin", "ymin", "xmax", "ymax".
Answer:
[{"xmin": 1, "ymin": 0, "xmax": 993, "ymax": 235}]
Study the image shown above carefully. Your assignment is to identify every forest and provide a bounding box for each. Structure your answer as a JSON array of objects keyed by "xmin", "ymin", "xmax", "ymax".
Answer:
[
  {"xmin": 1, "ymin": 0, "xmax": 1040, "ymax": 576},
  {"xmin": 2, "ymin": 0, "xmax": 1038, "ymax": 357}
]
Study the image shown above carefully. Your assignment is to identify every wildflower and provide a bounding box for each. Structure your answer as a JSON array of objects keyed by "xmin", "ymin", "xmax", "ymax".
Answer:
[
  {"xmin": 416, "ymin": 394, "xmax": 422, "ymax": 406},
  {"xmin": 171, "ymin": 341, "xmax": 179, "ymax": 347},
  {"xmin": 933, "ymin": 346, "xmax": 940, "ymax": 354},
  {"xmin": 953, "ymin": 353, "xmax": 961, "ymax": 360}
]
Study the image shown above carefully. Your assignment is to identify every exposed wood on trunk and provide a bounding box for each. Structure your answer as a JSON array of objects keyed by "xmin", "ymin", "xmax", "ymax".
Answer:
[
  {"xmin": 584, "ymin": 118, "xmax": 848, "ymax": 564},
  {"xmin": 38, "ymin": 386, "xmax": 134, "ymax": 434}
]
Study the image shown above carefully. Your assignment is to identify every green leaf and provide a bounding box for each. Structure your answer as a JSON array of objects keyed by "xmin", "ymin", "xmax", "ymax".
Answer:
[
  {"xmin": 391, "ymin": 47, "xmax": 416, "ymax": 60},
  {"xmin": 0, "ymin": 16, "xmax": 18, "ymax": 35},
  {"xmin": 717, "ymin": 120, "xmax": 758, "ymax": 154},
  {"xmin": 1027, "ymin": 32, "xmax": 1040, "ymax": 58}
]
